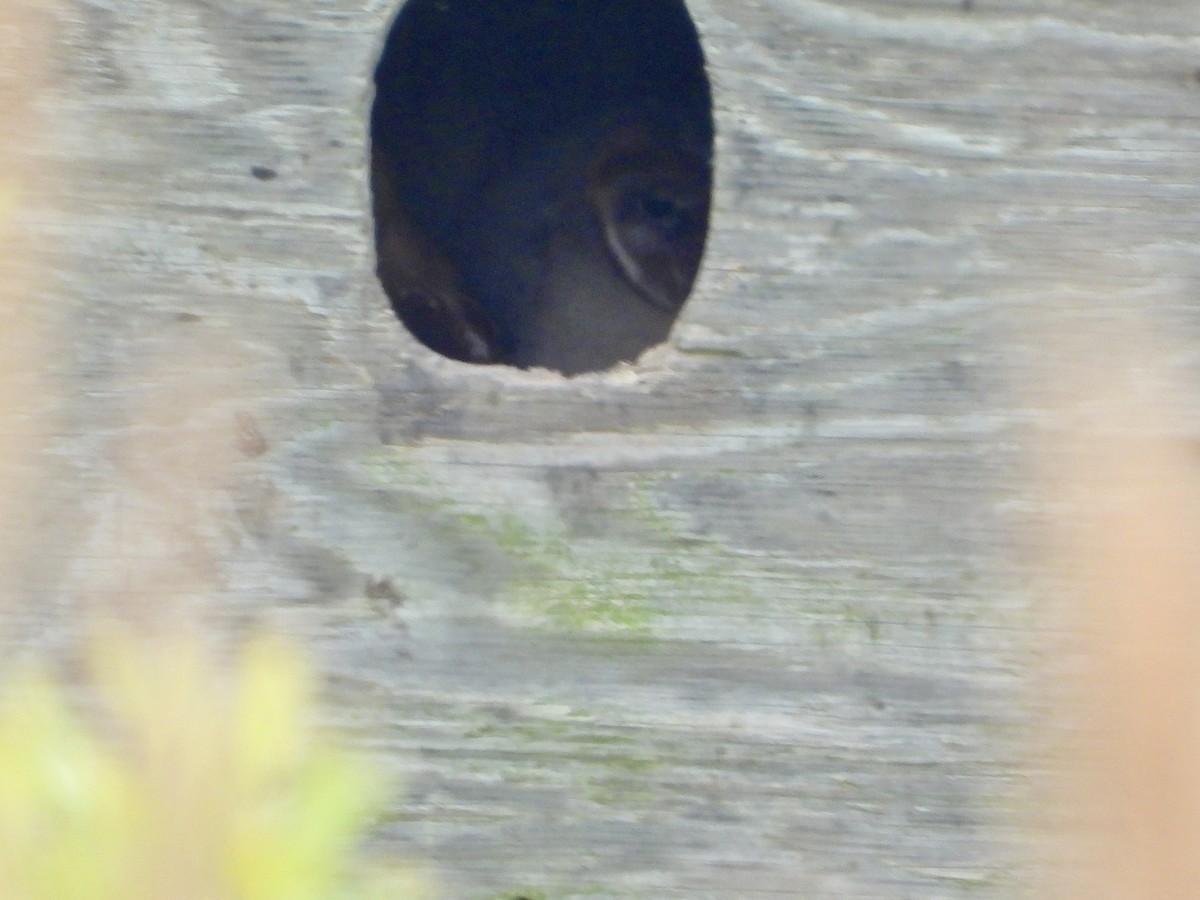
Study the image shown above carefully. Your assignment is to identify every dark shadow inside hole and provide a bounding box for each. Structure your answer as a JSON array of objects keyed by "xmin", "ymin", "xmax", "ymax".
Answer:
[{"xmin": 370, "ymin": 0, "xmax": 714, "ymax": 375}]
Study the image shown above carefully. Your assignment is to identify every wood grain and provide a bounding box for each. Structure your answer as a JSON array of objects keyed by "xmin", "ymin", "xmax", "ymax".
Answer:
[{"xmin": 17, "ymin": 0, "xmax": 1200, "ymax": 896}]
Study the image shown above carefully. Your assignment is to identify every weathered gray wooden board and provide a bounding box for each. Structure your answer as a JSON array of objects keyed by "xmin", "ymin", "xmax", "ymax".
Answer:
[{"xmin": 11, "ymin": 0, "xmax": 1200, "ymax": 896}]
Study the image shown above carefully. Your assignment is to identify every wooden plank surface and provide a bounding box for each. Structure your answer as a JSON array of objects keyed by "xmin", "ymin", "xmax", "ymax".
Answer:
[{"xmin": 11, "ymin": 0, "xmax": 1200, "ymax": 896}]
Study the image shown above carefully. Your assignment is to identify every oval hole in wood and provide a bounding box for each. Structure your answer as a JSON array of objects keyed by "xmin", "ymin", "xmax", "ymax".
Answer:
[{"xmin": 370, "ymin": 0, "xmax": 714, "ymax": 375}]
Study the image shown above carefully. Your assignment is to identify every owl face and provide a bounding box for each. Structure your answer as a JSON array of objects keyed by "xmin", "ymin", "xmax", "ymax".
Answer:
[
  {"xmin": 373, "ymin": 102, "xmax": 713, "ymax": 374},
  {"xmin": 589, "ymin": 147, "xmax": 710, "ymax": 315},
  {"xmin": 505, "ymin": 128, "xmax": 710, "ymax": 373}
]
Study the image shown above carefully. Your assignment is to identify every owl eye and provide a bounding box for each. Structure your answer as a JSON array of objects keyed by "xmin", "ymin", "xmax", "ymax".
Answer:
[
  {"xmin": 618, "ymin": 186, "xmax": 697, "ymax": 246},
  {"xmin": 641, "ymin": 192, "xmax": 679, "ymax": 221}
]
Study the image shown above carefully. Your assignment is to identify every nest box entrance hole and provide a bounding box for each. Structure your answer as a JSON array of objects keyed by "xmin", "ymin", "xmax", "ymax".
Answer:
[{"xmin": 370, "ymin": 0, "xmax": 714, "ymax": 375}]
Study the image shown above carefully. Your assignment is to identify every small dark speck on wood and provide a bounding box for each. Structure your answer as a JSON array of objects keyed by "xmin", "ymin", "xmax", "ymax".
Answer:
[
  {"xmin": 234, "ymin": 411, "xmax": 269, "ymax": 458},
  {"xmin": 365, "ymin": 576, "xmax": 406, "ymax": 609}
]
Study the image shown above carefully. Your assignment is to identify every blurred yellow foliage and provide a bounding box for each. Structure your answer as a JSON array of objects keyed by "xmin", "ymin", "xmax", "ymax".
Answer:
[{"xmin": 0, "ymin": 630, "xmax": 426, "ymax": 900}]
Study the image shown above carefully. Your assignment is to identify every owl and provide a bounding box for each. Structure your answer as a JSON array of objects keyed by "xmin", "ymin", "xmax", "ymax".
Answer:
[{"xmin": 372, "ymin": 104, "xmax": 711, "ymax": 374}]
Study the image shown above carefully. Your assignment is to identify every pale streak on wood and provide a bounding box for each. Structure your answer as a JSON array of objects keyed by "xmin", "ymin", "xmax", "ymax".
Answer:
[
  {"xmin": 21, "ymin": 0, "xmax": 1200, "ymax": 896},
  {"xmin": 0, "ymin": 2, "xmax": 57, "ymax": 615}
]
